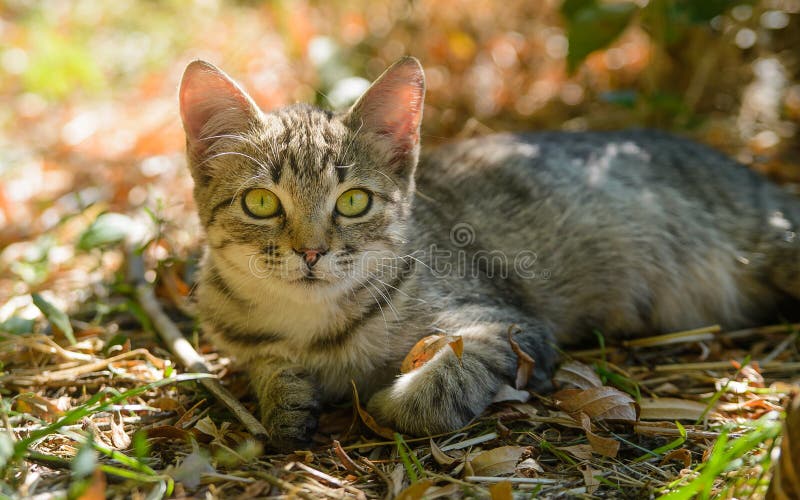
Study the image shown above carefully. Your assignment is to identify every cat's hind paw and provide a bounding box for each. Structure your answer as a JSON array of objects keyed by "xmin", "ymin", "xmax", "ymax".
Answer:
[{"xmin": 366, "ymin": 349, "xmax": 501, "ymax": 435}]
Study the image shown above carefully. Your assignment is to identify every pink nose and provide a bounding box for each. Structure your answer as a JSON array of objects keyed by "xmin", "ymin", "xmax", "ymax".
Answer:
[{"xmin": 296, "ymin": 248, "xmax": 326, "ymax": 268}]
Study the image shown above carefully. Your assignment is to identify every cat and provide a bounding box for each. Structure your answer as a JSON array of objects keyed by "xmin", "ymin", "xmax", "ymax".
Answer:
[{"xmin": 179, "ymin": 56, "xmax": 800, "ymax": 451}]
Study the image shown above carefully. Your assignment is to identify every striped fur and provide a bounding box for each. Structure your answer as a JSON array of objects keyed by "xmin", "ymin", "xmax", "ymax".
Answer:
[{"xmin": 180, "ymin": 58, "xmax": 800, "ymax": 450}]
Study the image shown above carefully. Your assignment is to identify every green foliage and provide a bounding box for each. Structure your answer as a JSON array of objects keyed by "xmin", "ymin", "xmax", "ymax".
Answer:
[
  {"xmin": 562, "ymin": 0, "xmax": 753, "ymax": 72},
  {"xmin": 22, "ymin": 21, "xmax": 105, "ymax": 99},
  {"xmin": 78, "ymin": 212, "xmax": 134, "ymax": 250},
  {"xmin": 660, "ymin": 415, "xmax": 781, "ymax": 499},
  {"xmin": 561, "ymin": 0, "xmax": 637, "ymax": 73},
  {"xmin": 2, "ymin": 374, "xmax": 212, "ymax": 496},
  {"xmin": 395, "ymin": 433, "xmax": 425, "ymax": 482},
  {"xmin": 32, "ymin": 292, "xmax": 76, "ymax": 345},
  {"xmin": 0, "ymin": 316, "xmax": 35, "ymax": 335}
]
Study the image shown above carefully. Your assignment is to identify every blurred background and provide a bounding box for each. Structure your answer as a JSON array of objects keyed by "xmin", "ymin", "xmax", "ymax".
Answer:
[{"xmin": 1, "ymin": 0, "xmax": 799, "ymax": 310}]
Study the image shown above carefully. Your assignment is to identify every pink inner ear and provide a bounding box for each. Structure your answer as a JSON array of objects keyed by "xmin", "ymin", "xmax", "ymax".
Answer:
[
  {"xmin": 355, "ymin": 59, "xmax": 425, "ymax": 152},
  {"xmin": 179, "ymin": 61, "xmax": 254, "ymax": 145}
]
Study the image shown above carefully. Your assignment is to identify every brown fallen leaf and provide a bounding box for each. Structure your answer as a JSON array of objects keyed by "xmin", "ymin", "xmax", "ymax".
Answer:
[
  {"xmin": 767, "ymin": 391, "xmax": 800, "ymax": 500},
  {"xmin": 470, "ymin": 445, "xmax": 527, "ymax": 476},
  {"xmin": 430, "ymin": 438, "xmax": 457, "ymax": 466},
  {"xmin": 578, "ymin": 412, "xmax": 620, "ymax": 458},
  {"xmin": 579, "ymin": 463, "xmax": 600, "ymax": 494},
  {"xmin": 396, "ymin": 479, "xmax": 433, "ymax": 500},
  {"xmin": 77, "ymin": 469, "xmax": 106, "ymax": 500},
  {"xmin": 516, "ymin": 457, "xmax": 544, "ymax": 476},
  {"xmin": 351, "ymin": 380, "xmax": 395, "ymax": 439},
  {"xmin": 554, "ymin": 386, "xmax": 638, "ymax": 423},
  {"xmin": 147, "ymin": 425, "xmax": 192, "ymax": 441},
  {"xmin": 401, "ymin": 334, "xmax": 463, "ymax": 373},
  {"xmin": 557, "ymin": 444, "xmax": 594, "ymax": 461},
  {"xmin": 553, "ymin": 360, "xmax": 603, "ymax": 389},
  {"xmin": 15, "ymin": 393, "xmax": 64, "ymax": 422},
  {"xmin": 449, "ymin": 336, "xmax": 464, "ymax": 364},
  {"xmin": 333, "ymin": 439, "xmax": 365, "ymax": 474},
  {"xmin": 508, "ymin": 325, "xmax": 535, "ymax": 389},
  {"xmin": 109, "ymin": 413, "xmax": 131, "ymax": 449},
  {"xmin": 639, "ymin": 397, "xmax": 708, "ymax": 421},
  {"xmin": 660, "ymin": 448, "xmax": 692, "ymax": 469},
  {"xmin": 149, "ymin": 397, "xmax": 184, "ymax": 412},
  {"xmin": 489, "ymin": 480, "xmax": 513, "ymax": 500},
  {"xmin": 424, "ymin": 483, "xmax": 462, "ymax": 499}
]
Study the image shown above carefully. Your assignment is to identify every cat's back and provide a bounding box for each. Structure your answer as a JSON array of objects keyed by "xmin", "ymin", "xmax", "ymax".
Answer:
[
  {"xmin": 414, "ymin": 130, "xmax": 799, "ymax": 335},
  {"xmin": 417, "ymin": 129, "xmax": 798, "ymax": 241}
]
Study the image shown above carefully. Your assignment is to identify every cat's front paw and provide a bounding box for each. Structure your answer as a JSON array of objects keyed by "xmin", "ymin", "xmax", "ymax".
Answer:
[
  {"xmin": 366, "ymin": 350, "xmax": 500, "ymax": 435},
  {"xmin": 257, "ymin": 366, "xmax": 321, "ymax": 452}
]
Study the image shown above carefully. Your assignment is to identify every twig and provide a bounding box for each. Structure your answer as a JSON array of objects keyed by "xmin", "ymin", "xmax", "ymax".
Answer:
[
  {"xmin": 130, "ymin": 255, "xmax": 269, "ymax": 441},
  {"xmin": 249, "ymin": 470, "xmax": 316, "ymax": 500},
  {"xmin": 0, "ymin": 348, "xmax": 166, "ymax": 386},
  {"xmin": 622, "ymin": 325, "xmax": 721, "ymax": 348}
]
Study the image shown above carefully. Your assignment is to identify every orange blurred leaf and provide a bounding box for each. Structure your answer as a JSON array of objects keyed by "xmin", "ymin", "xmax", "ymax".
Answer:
[
  {"xmin": 489, "ymin": 480, "xmax": 513, "ymax": 500},
  {"xmin": 401, "ymin": 334, "xmax": 462, "ymax": 373},
  {"xmin": 396, "ymin": 479, "xmax": 433, "ymax": 500}
]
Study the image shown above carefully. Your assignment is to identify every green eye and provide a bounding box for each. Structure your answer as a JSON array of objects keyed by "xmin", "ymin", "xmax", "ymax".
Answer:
[
  {"xmin": 336, "ymin": 189, "xmax": 371, "ymax": 217},
  {"xmin": 242, "ymin": 188, "xmax": 281, "ymax": 218}
]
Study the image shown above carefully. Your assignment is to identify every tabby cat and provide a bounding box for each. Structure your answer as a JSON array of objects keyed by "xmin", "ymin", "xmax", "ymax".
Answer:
[{"xmin": 179, "ymin": 57, "xmax": 800, "ymax": 450}]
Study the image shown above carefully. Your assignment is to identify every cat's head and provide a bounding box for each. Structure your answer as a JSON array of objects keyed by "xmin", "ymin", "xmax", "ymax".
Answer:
[{"xmin": 179, "ymin": 57, "xmax": 425, "ymax": 302}]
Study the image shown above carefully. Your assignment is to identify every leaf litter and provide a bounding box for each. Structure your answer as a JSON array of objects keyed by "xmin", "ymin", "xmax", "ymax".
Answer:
[{"xmin": 1, "ymin": 2, "xmax": 799, "ymax": 498}]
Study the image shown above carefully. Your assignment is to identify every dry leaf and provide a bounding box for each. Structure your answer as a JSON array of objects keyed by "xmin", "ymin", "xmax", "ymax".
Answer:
[
  {"xmin": 15, "ymin": 393, "xmax": 64, "ymax": 422},
  {"xmin": 333, "ymin": 440, "xmax": 365, "ymax": 474},
  {"xmin": 396, "ymin": 479, "xmax": 433, "ymax": 500},
  {"xmin": 194, "ymin": 416, "xmax": 220, "ymax": 439},
  {"xmin": 508, "ymin": 325, "xmax": 535, "ymax": 389},
  {"xmin": 470, "ymin": 446, "xmax": 526, "ymax": 476},
  {"xmin": 767, "ymin": 392, "xmax": 800, "ymax": 499},
  {"xmin": 430, "ymin": 438, "xmax": 457, "ymax": 466},
  {"xmin": 424, "ymin": 483, "xmax": 462, "ymax": 499},
  {"xmin": 578, "ymin": 412, "xmax": 620, "ymax": 458},
  {"xmin": 449, "ymin": 336, "xmax": 464, "ymax": 363},
  {"xmin": 516, "ymin": 457, "xmax": 544, "ymax": 476},
  {"xmin": 489, "ymin": 480, "xmax": 513, "ymax": 500},
  {"xmin": 401, "ymin": 335, "xmax": 463, "ymax": 373},
  {"xmin": 639, "ymin": 397, "xmax": 707, "ymax": 421},
  {"xmin": 171, "ymin": 451, "xmax": 214, "ymax": 489},
  {"xmin": 557, "ymin": 444, "xmax": 594, "ymax": 461},
  {"xmin": 660, "ymin": 448, "xmax": 692, "ymax": 469},
  {"xmin": 351, "ymin": 381, "xmax": 396, "ymax": 439},
  {"xmin": 77, "ymin": 469, "xmax": 106, "ymax": 500},
  {"xmin": 109, "ymin": 413, "xmax": 131, "ymax": 449},
  {"xmin": 492, "ymin": 384, "xmax": 530, "ymax": 403},
  {"xmin": 554, "ymin": 386, "xmax": 638, "ymax": 423},
  {"xmin": 150, "ymin": 397, "xmax": 184, "ymax": 412},
  {"xmin": 579, "ymin": 463, "xmax": 600, "ymax": 494},
  {"xmin": 553, "ymin": 361, "xmax": 603, "ymax": 389}
]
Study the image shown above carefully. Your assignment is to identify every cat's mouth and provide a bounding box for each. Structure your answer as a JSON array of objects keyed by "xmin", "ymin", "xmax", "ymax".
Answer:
[{"xmin": 294, "ymin": 273, "xmax": 327, "ymax": 285}]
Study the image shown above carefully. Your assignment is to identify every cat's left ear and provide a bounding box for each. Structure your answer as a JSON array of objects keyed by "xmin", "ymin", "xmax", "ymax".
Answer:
[
  {"xmin": 345, "ymin": 57, "xmax": 425, "ymax": 171},
  {"xmin": 179, "ymin": 60, "xmax": 261, "ymax": 159}
]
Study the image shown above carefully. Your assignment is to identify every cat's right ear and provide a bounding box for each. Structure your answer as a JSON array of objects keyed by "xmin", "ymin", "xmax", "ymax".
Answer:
[
  {"xmin": 179, "ymin": 60, "xmax": 260, "ymax": 159},
  {"xmin": 344, "ymin": 57, "xmax": 425, "ymax": 175}
]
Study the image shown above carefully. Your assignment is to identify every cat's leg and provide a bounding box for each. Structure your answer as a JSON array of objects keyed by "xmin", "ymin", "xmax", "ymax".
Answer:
[
  {"xmin": 367, "ymin": 308, "xmax": 556, "ymax": 435},
  {"xmin": 249, "ymin": 361, "xmax": 321, "ymax": 451}
]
